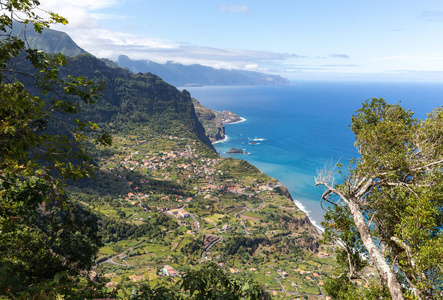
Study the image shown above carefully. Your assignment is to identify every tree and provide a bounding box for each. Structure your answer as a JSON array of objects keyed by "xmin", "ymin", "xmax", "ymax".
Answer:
[
  {"xmin": 316, "ymin": 98, "xmax": 443, "ymax": 299},
  {"xmin": 0, "ymin": 0, "xmax": 110, "ymax": 297},
  {"xmin": 129, "ymin": 262, "xmax": 270, "ymax": 300},
  {"xmin": 321, "ymin": 206, "xmax": 391, "ymax": 299}
]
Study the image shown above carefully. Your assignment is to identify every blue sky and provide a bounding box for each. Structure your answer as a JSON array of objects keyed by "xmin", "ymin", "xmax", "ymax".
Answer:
[{"xmin": 43, "ymin": 0, "xmax": 443, "ymax": 82}]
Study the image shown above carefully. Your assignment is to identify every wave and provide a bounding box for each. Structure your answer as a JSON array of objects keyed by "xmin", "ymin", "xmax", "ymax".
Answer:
[
  {"xmin": 249, "ymin": 137, "xmax": 267, "ymax": 142},
  {"xmin": 226, "ymin": 117, "xmax": 247, "ymax": 125},
  {"xmin": 212, "ymin": 135, "xmax": 229, "ymax": 144},
  {"xmin": 293, "ymin": 199, "xmax": 324, "ymax": 233}
]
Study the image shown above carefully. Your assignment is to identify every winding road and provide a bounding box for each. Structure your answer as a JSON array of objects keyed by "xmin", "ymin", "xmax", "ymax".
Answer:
[{"xmin": 201, "ymin": 236, "xmax": 223, "ymax": 259}]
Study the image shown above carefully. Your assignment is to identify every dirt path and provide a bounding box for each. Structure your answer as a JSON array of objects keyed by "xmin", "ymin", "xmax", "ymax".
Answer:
[
  {"xmin": 236, "ymin": 197, "xmax": 264, "ymax": 235},
  {"xmin": 205, "ymin": 219, "xmax": 222, "ymax": 233},
  {"xmin": 189, "ymin": 212, "xmax": 201, "ymax": 233},
  {"xmin": 240, "ymin": 219, "xmax": 250, "ymax": 235}
]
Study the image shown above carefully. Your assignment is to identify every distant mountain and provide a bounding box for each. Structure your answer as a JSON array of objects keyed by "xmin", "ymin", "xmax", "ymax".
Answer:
[
  {"xmin": 9, "ymin": 22, "xmax": 290, "ymax": 87},
  {"xmin": 10, "ymin": 21, "xmax": 86, "ymax": 57},
  {"xmin": 116, "ymin": 55, "xmax": 291, "ymax": 87},
  {"xmin": 6, "ymin": 23, "xmax": 329, "ymax": 296}
]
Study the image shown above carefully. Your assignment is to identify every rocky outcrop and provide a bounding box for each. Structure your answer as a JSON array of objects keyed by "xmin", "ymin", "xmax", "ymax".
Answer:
[
  {"xmin": 219, "ymin": 111, "xmax": 242, "ymax": 125},
  {"xmin": 192, "ymin": 98, "xmax": 242, "ymax": 143},
  {"xmin": 226, "ymin": 147, "xmax": 248, "ymax": 154}
]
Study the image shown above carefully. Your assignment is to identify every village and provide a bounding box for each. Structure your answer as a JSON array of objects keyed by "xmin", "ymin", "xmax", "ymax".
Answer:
[
  {"xmin": 107, "ymin": 136, "xmax": 278, "ymax": 213},
  {"xmin": 90, "ymin": 135, "xmax": 338, "ymax": 299}
]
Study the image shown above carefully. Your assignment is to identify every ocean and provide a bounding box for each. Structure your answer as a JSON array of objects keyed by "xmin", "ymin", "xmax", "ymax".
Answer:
[{"xmin": 186, "ymin": 81, "xmax": 443, "ymax": 228}]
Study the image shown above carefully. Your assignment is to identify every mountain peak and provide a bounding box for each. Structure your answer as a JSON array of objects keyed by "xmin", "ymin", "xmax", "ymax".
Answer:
[{"xmin": 10, "ymin": 21, "xmax": 86, "ymax": 57}]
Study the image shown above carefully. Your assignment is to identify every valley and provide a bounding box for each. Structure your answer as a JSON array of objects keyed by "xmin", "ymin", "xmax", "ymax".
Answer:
[{"xmin": 70, "ymin": 126, "xmax": 335, "ymax": 298}]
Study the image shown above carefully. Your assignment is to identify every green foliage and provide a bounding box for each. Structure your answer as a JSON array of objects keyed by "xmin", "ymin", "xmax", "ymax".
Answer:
[
  {"xmin": 98, "ymin": 212, "xmax": 175, "ymax": 244},
  {"xmin": 324, "ymin": 275, "xmax": 390, "ymax": 300},
  {"xmin": 350, "ymin": 98, "xmax": 416, "ymax": 179},
  {"xmin": 180, "ymin": 236, "xmax": 203, "ymax": 256},
  {"xmin": 321, "ymin": 206, "xmax": 367, "ymax": 279},
  {"xmin": 221, "ymin": 236, "xmax": 267, "ymax": 257},
  {"xmin": 129, "ymin": 263, "xmax": 270, "ymax": 300},
  {"xmin": 179, "ymin": 263, "xmax": 269, "ymax": 300},
  {"xmin": 0, "ymin": 1, "xmax": 111, "ymax": 297},
  {"xmin": 318, "ymin": 98, "xmax": 443, "ymax": 299}
]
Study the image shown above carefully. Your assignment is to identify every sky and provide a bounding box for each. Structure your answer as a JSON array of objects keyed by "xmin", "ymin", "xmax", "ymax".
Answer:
[{"xmin": 39, "ymin": 0, "xmax": 443, "ymax": 82}]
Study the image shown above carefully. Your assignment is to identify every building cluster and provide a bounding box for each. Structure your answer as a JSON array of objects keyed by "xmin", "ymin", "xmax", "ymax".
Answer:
[
  {"xmin": 116, "ymin": 142, "xmax": 222, "ymax": 183},
  {"xmin": 167, "ymin": 208, "xmax": 190, "ymax": 219},
  {"xmin": 113, "ymin": 138, "xmax": 278, "ymax": 207},
  {"xmin": 161, "ymin": 265, "xmax": 179, "ymax": 277}
]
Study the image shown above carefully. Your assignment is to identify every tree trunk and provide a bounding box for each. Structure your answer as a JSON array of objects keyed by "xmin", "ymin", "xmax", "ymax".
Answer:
[{"xmin": 348, "ymin": 199, "xmax": 404, "ymax": 300}]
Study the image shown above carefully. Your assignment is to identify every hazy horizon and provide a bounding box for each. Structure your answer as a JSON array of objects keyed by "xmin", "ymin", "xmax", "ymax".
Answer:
[{"xmin": 41, "ymin": 0, "xmax": 443, "ymax": 83}]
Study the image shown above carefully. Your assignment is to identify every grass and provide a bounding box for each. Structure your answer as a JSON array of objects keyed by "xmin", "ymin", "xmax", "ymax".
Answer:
[
  {"xmin": 252, "ymin": 274, "xmax": 280, "ymax": 289},
  {"xmin": 297, "ymin": 281, "xmax": 321, "ymax": 295},
  {"xmin": 90, "ymin": 133, "xmax": 333, "ymax": 295},
  {"xmin": 242, "ymin": 211, "xmax": 265, "ymax": 220}
]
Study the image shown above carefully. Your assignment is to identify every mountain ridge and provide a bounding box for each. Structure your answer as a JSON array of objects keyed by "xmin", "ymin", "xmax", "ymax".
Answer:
[
  {"xmin": 55, "ymin": 45, "xmax": 330, "ymax": 299},
  {"xmin": 117, "ymin": 54, "xmax": 291, "ymax": 87},
  {"xmin": 6, "ymin": 23, "xmax": 335, "ymax": 298},
  {"xmin": 61, "ymin": 53, "xmax": 216, "ymax": 152},
  {"xmin": 10, "ymin": 23, "xmax": 291, "ymax": 87}
]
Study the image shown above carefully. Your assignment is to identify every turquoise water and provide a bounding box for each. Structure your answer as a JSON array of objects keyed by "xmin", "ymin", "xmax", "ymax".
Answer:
[{"xmin": 186, "ymin": 81, "xmax": 443, "ymax": 228}]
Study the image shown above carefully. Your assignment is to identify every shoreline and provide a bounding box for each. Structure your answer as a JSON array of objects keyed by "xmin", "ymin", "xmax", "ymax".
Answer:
[
  {"xmin": 213, "ymin": 115, "xmax": 324, "ymax": 233},
  {"xmin": 292, "ymin": 199, "xmax": 324, "ymax": 233},
  {"xmin": 225, "ymin": 117, "xmax": 247, "ymax": 125},
  {"xmin": 211, "ymin": 117, "xmax": 246, "ymax": 145},
  {"xmin": 212, "ymin": 135, "xmax": 229, "ymax": 144}
]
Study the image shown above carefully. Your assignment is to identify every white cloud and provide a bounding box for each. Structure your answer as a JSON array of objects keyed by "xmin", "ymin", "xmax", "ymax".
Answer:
[
  {"xmin": 40, "ymin": 0, "xmax": 100, "ymax": 30},
  {"xmin": 219, "ymin": 4, "xmax": 251, "ymax": 14},
  {"xmin": 82, "ymin": 33, "xmax": 301, "ymax": 69},
  {"xmin": 245, "ymin": 64, "xmax": 259, "ymax": 70},
  {"xmin": 328, "ymin": 53, "xmax": 350, "ymax": 59},
  {"xmin": 34, "ymin": 0, "xmax": 342, "ymax": 76},
  {"xmin": 39, "ymin": 4, "xmax": 305, "ymax": 71}
]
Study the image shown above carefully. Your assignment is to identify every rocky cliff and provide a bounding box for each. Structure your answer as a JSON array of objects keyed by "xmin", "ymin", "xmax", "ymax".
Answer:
[{"xmin": 192, "ymin": 98, "xmax": 242, "ymax": 142}]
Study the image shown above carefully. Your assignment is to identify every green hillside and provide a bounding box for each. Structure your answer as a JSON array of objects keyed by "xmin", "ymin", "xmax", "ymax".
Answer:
[
  {"xmin": 58, "ymin": 53, "xmax": 216, "ymax": 152},
  {"xmin": 59, "ymin": 53, "xmax": 334, "ymax": 298},
  {"xmin": 10, "ymin": 21, "xmax": 86, "ymax": 57},
  {"xmin": 2, "ymin": 21, "xmax": 335, "ymax": 299},
  {"xmin": 71, "ymin": 127, "xmax": 334, "ymax": 299}
]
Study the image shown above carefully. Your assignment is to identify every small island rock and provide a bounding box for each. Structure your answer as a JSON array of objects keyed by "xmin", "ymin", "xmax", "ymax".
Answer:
[{"xmin": 226, "ymin": 147, "xmax": 248, "ymax": 154}]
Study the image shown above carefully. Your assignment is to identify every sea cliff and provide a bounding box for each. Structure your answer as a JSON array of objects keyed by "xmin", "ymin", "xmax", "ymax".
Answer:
[{"xmin": 192, "ymin": 98, "xmax": 242, "ymax": 142}]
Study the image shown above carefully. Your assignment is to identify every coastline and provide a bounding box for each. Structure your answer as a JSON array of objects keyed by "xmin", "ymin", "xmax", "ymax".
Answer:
[
  {"xmin": 292, "ymin": 199, "xmax": 324, "ymax": 233},
  {"xmin": 225, "ymin": 117, "xmax": 247, "ymax": 125},
  {"xmin": 211, "ymin": 118, "xmax": 246, "ymax": 144},
  {"xmin": 214, "ymin": 115, "xmax": 324, "ymax": 233},
  {"xmin": 212, "ymin": 135, "xmax": 229, "ymax": 144}
]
